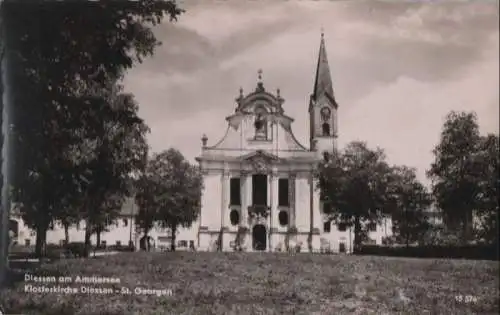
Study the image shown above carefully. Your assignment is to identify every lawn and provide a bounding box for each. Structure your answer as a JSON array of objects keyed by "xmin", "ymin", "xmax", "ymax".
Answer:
[{"xmin": 1, "ymin": 252, "xmax": 498, "ymax": 315}]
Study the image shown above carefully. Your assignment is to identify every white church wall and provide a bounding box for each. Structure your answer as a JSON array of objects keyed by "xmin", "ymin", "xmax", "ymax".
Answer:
[
  {"xmin": 295, "ymin": 176, "xmax": 311, "ymax": 231},
  {"xmin": 201, "ymin": 172, "xmax": 222, "ymax": 230},
  {"xmin": 311, "ymin": 182, "xmax": 322, "ymax": 231}
]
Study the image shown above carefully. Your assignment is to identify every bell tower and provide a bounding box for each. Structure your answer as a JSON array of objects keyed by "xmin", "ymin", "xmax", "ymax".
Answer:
[{"xmin": 309, "ymin": 31, "xmax": 338, "ymax": 157}]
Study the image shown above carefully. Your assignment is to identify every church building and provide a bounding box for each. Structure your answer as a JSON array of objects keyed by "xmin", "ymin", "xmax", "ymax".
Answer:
[
  {"xmin": 8, "ymin": 33, "xmax": 393, "ymax": 254},
  {"xmin": 195, "ymin": 32, "xmax": 361, "ymax": 252}
]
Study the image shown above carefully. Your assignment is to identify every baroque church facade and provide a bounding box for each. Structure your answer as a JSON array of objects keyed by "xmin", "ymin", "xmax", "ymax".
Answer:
[
  {"xmin": 9, "ymin": 33, "xmax": 393, "ymax": 253},
  {"xmin": 195, "ymin": 33, "xmax": 391, "ymax": 252}
]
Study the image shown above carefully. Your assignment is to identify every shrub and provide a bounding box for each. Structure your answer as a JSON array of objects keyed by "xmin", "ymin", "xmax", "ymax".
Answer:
[
  {"xmin": 295, "ymin": 243, "xmax": 302, "ymax": 253},
  {"xmin": 233, "ymin": 226, "xmax": 249, "ymax": 252},
  {"xmin": 65, "ymin": 242, "xmax": 88, "ymax": 258},
  {"xmin": 419, "ymin": 224, "xmax": 462, "ymax": 246},
  {"xmin": 357, "ymin": 244, "xmax": 498, "ymax": 261},
  {"xmin": 107, "ymin": 244, "xmax": 135, "ymax": 252}
]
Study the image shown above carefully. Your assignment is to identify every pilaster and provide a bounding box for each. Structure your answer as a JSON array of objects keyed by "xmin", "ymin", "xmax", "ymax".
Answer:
[
  {"xmin": 221, "ymin": 166, "xmax": 230, "ymax": 230},
  {"xmin": 268, "ymin": 168, "xmax": 278, "ymax": 251},
  {"xmin": 241, "ymin": 171, "xmax": 252, "ymax": 227},
  {"xmin": 271, "ymin": 170, "xmax": 279, "ymax": 230},
  {"xmin": 289, "ymin": 172, "xmax": 297, "ymax": 227},
  {"xmin": 311, "ymin": 176, "xmax": 321, "ymax": 230}
]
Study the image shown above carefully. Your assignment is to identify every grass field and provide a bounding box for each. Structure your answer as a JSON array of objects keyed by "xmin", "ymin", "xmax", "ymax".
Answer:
[{"xmin": 1, "ymin": 252, "xmax": 498, "ymax": 315}]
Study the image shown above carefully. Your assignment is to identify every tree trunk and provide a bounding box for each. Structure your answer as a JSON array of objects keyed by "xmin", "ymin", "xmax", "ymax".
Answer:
[
  {"xmin": 463, "ymin": 210, "xmax": 471, "ymax": 245},
  {"xmin": 144, "ymin": 230, "xmax": 149, "ymax": 251},
  {"xmin": 84, "ymin": 221, "xmax": 92, "ymax": 258},
  {"xmin": 64, "ymin": 223, "xmax": 69, "ymax": 245},
  {"xmin": 170, "ymin": 224, "xmax": 177, "ymax": 252},
  {"xmin": 353, "ymin": 215, "xmax": 362, "ymax": 253},
  {"xmin": 96, "ymin": 230, "xmax": 101, "ymax": 248},
  {"xmin": 35, "ymin": 228, "xmax": 43, "ymax": 258},
  {"xmin": 35, "ymin": 221, "xmax": 49, "ymax": 258}
]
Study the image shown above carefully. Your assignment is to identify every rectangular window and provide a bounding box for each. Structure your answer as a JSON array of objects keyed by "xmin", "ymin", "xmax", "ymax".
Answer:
[
  {"xmin": 368, "ymin": 222, "xmax": 377, "ymax": 232},
  {"xmin": 123, "ymin": 219, "xmax": 128, "ymax": 227},
  {"xmin": 178, "ymin": 240, "xmax": 188, "ymax": 247},
  {"xmin": 252, "ymin": 174, "xmax": 267, "ymax": 206},
  {"xmin": 278, "ymin": 178, "xmax": 289, "ymax": 206},
  {"xmin": 116, "ymin": 241, "xmax": 121, "ymax": 246},
  {"xmin": 323, "ymin": 221, "xmax": 331, "ymax": 233},
  {"xmin": 25, "ymin": 239, "xmax": 31, "ymax": 246},
  {"xmin": 338, "ymin": 223, "xmax": 347, "ymax": 232},
  {"xmin": 230, "ymin": 178, "xmax": 241, "ymax": 206}
]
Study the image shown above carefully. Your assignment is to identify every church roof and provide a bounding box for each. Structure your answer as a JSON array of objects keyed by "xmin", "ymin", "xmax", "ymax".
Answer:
[{"xmin": 312, "ymin": 32, "xmax": 336, "ymax": 106}]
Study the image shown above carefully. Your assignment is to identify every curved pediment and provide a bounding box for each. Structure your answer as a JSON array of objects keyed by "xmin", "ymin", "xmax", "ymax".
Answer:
[
  {"xmin": 199, "ymin": 77, "xmax": 310, "ymax": 156},
  {"xmin": 238, "ymin": 91, "xmax": 281, "ymax": 113}
]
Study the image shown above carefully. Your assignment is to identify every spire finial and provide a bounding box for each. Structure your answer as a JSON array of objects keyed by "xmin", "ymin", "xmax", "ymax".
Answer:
[
  {"xmin": 321, "ymin": 27, "xmax": 324, "ymax": 39},
  {"xmin": 239, "ymin": 87, "xmax": 243, "ymax": 96},
  {"xmin": 201, "ymin": 134, "xmax": 208, "ymax": 147},
  {"xmin": 255, "ymin": 69, "xmax": 265, "ymax": 92}
]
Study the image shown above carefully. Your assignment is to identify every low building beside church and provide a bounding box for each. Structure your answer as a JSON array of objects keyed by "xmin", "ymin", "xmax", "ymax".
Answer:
[{"xmin": 9, "ymin": 198, "xmax": 198, "ymax": 251}]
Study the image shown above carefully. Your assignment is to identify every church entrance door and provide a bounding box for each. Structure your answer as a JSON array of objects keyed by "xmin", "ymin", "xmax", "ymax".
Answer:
[{"xmin": 252, "ymin": 224, "xmax": 267, "ymax": 251}]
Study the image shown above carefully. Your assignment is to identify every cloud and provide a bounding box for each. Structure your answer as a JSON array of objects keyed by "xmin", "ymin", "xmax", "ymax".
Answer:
[
  {"xmin": 122, "ymin": 1, "xmax": 499, "ymax": 187},
  {"xmin": 338, "ymin": 33, "xmax": 499, "ymax": 185}
]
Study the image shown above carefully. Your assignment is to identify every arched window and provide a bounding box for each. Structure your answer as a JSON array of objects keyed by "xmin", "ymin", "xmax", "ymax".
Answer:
[
  {"xmin": 322, "ymin": 123, "xmax": 330, "ymax": 136},
  {"xmin": 230, "ymin": 210, "xmax": 240, "ymax": 226},
  {"xmin": 278, "ymin": 211, "xmax": 289, "ymax": 226}
]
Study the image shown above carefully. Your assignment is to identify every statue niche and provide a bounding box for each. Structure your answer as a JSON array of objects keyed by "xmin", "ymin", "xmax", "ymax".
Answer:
[{"xmin": 254, "ymin": 105, "xmax": 268, "ymax": 140}]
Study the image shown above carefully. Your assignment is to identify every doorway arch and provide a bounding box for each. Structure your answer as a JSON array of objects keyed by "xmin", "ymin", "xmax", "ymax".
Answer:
[{"xmin": 252, "ymin": 224, "xmax": 267, "ymax": 251}]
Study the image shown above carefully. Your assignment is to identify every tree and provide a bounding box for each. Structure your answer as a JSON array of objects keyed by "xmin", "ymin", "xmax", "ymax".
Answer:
[
  {"xmin": 2, "ymin": 0, "xmax": 183, "ymax": 91},
  {"xmin": 148, "ymin": 149, "xmax": 203, "ymax": 252},
  {"xmin": 135, "ymin": 172, "xmax": 159, "ymax": 251},
  {"xmin": 317, "ymin": 141, "xmax": 393, "ymax": 252},
  {"xmin": 427, "ymin": 111, "xmax": 487, "ymax": 244},
  {"xmin": 474, "ymin": 134, "xmax": 499, "ymax": 245},
  {"xmin": 71, "ymin": 88, "xmax": 150, "ymax": 257},
  {"xmin": 3, "ymin": 1, "xmax": 183, "ymax": 258},
  {"xmin": 388, "ymin": 166, "xmax": 432, "ymax": 247}
]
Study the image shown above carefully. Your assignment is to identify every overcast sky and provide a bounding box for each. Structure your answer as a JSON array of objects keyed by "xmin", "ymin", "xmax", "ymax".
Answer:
[{"xmin": 122, "ymin": 0, "xmax": 499, "ymax": 186}]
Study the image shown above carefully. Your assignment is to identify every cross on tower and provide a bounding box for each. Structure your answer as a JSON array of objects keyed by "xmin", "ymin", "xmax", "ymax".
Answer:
[{"xmin": 258, "ymin": 69, "xmax": 263, "ymax": 81}]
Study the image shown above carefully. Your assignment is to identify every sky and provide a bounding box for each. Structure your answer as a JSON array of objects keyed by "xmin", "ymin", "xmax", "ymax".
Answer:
[{"xmin": 122, "ymin": 0, "xmax": 499, "ymax": 186}]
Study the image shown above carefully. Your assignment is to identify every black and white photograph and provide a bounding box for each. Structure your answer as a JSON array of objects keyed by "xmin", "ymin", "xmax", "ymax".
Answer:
[{"xmin": 0, "ymin": 0, "xmax": 498, "ymax": 314}]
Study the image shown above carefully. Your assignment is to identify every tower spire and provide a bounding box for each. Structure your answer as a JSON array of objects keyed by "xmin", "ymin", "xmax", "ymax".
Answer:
[{"xmin": 312, "ymin": 31, "xmax": 335, "ymax": 104}]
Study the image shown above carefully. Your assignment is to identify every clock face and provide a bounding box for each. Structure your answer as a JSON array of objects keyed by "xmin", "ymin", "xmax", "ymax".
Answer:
[{"xmin": 320, "ymin": 107, "xmax": 331, "ymax": 121}]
